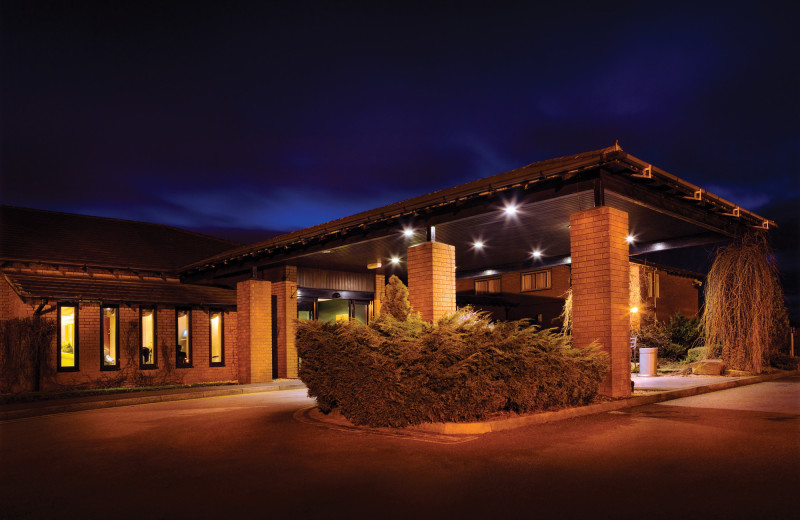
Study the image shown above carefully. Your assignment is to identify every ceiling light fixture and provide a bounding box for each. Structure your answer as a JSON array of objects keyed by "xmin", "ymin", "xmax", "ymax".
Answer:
[{"xmin": 504, "ymin": 204, "xmax": 518, "ymax": 216}]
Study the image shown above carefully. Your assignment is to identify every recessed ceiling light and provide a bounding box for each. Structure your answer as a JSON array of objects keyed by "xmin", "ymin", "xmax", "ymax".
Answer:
[
  {"xmin": 403, "ymin": 228, "xmax": 414, "ymax": 238},
  {"xmin": 532, "ymin": 250, "xmax": 542, "ymax": 259},
  {"xmin": 504, "ymin": 204, "xmax": 518, "ymax": 216},
  {"xmin": 474, "ymin": 240, "xmax": 484, "ymax": 249},
  {"xmin": 390, "ymin": 256, "xmax": 400, "ymax": 265},
  {"xmin": 626, "ymin": 235, "xmax": 635, "ymax": 244}
]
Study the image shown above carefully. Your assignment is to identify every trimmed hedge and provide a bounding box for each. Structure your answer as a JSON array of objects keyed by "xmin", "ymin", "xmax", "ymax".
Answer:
[{"xmin": 297, "ymin": 309, "xmax": 609, "ymax": 427}]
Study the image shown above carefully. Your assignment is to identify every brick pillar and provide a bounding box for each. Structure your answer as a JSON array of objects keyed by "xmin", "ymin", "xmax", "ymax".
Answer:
[
  {"xmin": 236, "ymin": 279, "xmax": 272, "ymax": 383},
  {"xmin": 629, "ymin": 263, "xmax": 642, "ymax": 334},
  {"xmin": 273, "ymin": 281, "xmax": 298, "ymax": 379},
  {"xmin": 407, "ymin": 241, "xmax": 456, "ymax": 323},
  {"xmin": 373, "ymin": 273, "xmax": 386, "ymax": 319},
  {"xmin": 570, "ymin": 206, "xmax": 631, "ymax": 398}
]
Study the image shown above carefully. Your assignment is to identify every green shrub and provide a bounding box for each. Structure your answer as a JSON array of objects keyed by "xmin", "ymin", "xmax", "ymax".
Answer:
[
  {"xmin": 768, "ymin": 352, "xmax": 799, "ymax": 371},
  {"xmin": 684, "ymin": 346, "xmax": 706, "ymax": 364},
  {"xmin": 298, "ymin": 308, "xmax": 609, "ymax": 427},
  {"xmin": 637, "ymin": 313, "xmax": 702, "ymax": 361}
]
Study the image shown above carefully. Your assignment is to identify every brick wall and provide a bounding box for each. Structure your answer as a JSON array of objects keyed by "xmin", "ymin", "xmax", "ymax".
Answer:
[
  {"xmin": 35, "ymin": 303, "xmax": 239, "ymax": 391},
  {"xmin": 373, "ymin": 273, "xmax": 385, "ymax": 319},
  {"xmin": 236, "ymin": 279, "xmax": 272, "ymax": 383},
  {"xmin": 570, "ymin": 206, "xmax": 631, "ymax": 398},
  {"xmin": 407, "ymin": 241, "xmax": 456, "ymax": 323},
  {"xmin": 0, "ymin": 277, "xmax": 36, "ymax": 319},
  {"xmin": 456, "ymin": 265, "xmax": 571, "ymax": 325},
  {"xmin": 273, "ymin": 281, "xmax": 298, "ymax": 378}
]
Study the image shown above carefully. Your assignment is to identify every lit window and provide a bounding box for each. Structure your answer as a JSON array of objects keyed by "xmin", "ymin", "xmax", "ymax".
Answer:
[
  {"xmin": 646, "ymin": 272, "xmax": 660, "ymax": 298},
  {"xmin": 140, "ymin": 307, "xmax": 157, "ymax": 369},
  {"xmin": 101, "ymin": 305, "xmax": 119, "ymax": 370},
  {"xmin": 176, "ymin": 309, "xmax": 191, "ymax": 368},
  {"xmin": 58, "ymin": 304, "xmax": 78, "ymax": 371},
  {"xmin": 475, "ymin": 277, "xmax": 501, "ymax": 295},
  {"xmin": 210, "ymin": 311, "xmax": 224, "ymax": 367},
  {"xmin": 521, "ymin": 269, "xmax": 552, "ymax": 291}
]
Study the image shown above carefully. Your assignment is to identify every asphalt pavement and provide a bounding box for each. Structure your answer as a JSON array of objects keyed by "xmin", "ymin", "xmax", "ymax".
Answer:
[{"xmin": 1, "ymin": 376, "xmax": 797, "ymax": 519}]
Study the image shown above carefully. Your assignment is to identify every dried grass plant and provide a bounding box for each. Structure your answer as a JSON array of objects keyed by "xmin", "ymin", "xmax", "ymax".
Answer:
[
  {"xmin": 559, "ymin": 288, "xmax": 572, "ymax": 336},
  {"xmin": 702, "ymin": 233, "xmax": 788, "ymax": 373}
]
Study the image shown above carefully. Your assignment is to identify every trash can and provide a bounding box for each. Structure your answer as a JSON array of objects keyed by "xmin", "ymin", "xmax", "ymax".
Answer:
[{"xmin": 639, "ymin": 347, "xmax": 658, "ymax": 376}]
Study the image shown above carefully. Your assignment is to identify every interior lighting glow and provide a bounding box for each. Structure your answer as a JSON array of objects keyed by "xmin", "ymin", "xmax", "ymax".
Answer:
[{"xmin": 630, "ymin": 307, "xmax": 639, "ymax": 314}]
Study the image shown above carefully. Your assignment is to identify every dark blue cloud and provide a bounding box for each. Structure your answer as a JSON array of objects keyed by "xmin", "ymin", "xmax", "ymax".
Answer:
[{"xmin": 1, "ymin": 0, "xmax": 797, "ymax": 232}]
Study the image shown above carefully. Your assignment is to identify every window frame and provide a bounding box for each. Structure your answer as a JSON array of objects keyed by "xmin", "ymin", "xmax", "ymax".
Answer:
[
  {"xmin": 521, "ymin": 269, "xmax": 552, "ymax": 292},
  {"xmin": 139, "ymin": 306, "xmax": 158, "ymax": 370},
  {"xmin": 100, "ymin": 304, "xmax": 120, "ymax": 371},
  {"xmin": 475, "ymin": 276, "xmax": 501, "ymax": 295},
  {"xmin": 209, "ymin": 309, "xmax": 225, "ymax": 367},
  {"xmin": 175, "ymin": 308, "xmax": 192, "ymax": 368},
  {"xmin": 57, "ymin": 302, "xmax": 79, "ymax": 372}
]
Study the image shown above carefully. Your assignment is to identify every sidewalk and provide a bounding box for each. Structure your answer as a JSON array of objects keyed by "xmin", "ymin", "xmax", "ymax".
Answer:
[
  {"xmin": 631, "ymin": 372, "xmax": 748, "ymax": 391},
  {"xmin": 3, "ymin": 371, "xmax": 797, "ymax": 425},
  {"xmin": 0, "ymin": 379, "xmax": 307, "ymax": 421},
  {"xmin": 411, "ymin": 370, "xmax": 800, "ymax": 434}
]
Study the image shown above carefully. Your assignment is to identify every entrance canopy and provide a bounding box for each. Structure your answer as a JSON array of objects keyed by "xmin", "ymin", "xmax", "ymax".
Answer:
[{"xmin": 182, "ymin": 144, "xmax": 772, "ymax": 284}]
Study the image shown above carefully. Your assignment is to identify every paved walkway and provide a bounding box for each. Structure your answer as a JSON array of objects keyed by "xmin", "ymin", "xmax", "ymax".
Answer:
[
  {"xmin": 0, "ymin": 379, "xmax": 306, "ymax": 420},
  {"xmin": 2, "ymin": 371, "xmax": 796, "ymax": 423},
  {"xmin": 632, "ymin": 372, "xmax": 745, "ymax": 391}
]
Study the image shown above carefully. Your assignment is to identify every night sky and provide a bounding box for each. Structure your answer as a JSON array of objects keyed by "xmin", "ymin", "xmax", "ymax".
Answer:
[{"xmin": 2, "ymin": 1, "xmax": 798, "ymax": 314}]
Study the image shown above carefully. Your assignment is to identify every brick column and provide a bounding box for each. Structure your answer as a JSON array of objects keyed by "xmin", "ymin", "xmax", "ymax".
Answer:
[
  {"xmin": 629, "ymin": 263, "xmax": 642, "ymax": 334},
  {"xmin": 407, "ymin": 241, "xmax": 456, "ymax": 323},
  {"xmin": 570, "ymin": 206, "xmax": 631, "ymax": 398},
  {"xmin": 373, "ymin": 273, "xmax": 385, "ymax": 319},
  {"xmin": 273, "ymin": 281, "xmax": 298, "ymax": 379},
  {"xmin": 236, "ymin": 279, "xmax": 272, "ymax": 383}
]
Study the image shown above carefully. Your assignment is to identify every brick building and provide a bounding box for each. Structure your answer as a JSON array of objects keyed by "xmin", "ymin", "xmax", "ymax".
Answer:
[
  {"xmin": 456, "ymin": 260, "xmax": 702, "ymax": 328},
  {"xmin": 1, "ymin": 145, "xmax": 772, "ymax": 397}
]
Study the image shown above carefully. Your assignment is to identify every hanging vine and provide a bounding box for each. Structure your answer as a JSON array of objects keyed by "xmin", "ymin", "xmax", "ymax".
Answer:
[{"xmin": 702, "ymin": 233, "xmax": 789, "ymax": 373}]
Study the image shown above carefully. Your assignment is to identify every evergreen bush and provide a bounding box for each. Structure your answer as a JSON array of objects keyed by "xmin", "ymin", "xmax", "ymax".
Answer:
[{"xmin": 298, "ymin": 307, "xmax": 609, "ymax": 427}]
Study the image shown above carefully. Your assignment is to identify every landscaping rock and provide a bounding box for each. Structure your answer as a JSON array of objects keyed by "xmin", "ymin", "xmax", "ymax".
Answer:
[
  {"xmin": 725, "ymin": 369, "xmax": 753, "ymax": 377},
  {"xmin": 691, "ymin": 359, "xmax": 725, "ymax": 376}
]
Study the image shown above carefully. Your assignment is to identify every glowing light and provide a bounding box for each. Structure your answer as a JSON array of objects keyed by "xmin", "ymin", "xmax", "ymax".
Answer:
[
  {"xmin": 403, "ymin": 228, "xmax": 414, "ymax": 238},
  {"xmin": 483, "ymin": 270, "xmax": 497, "ymax": 276},
  {"xmin": 626, "ymin": 235, "xmax": 635, "ymax": 244},
  {"xmin": 390, "ymin": 256, "xmax": 400, "ymax": 265},
  {"xmin": 504, "ymin": 204, "xmax": 519, "ymax": 216},
  {"xmin": 474, "ymin": 240, "xmax": 484, "ymax": 249},
  {"xmin": 532, "ymin": 250, "xmax": 542, "ymax": 259},
  {"xmin": 630, "ymin": 307, "xmax": 639, "ymax": 314}
]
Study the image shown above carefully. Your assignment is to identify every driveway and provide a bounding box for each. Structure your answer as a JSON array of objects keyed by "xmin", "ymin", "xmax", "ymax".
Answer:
[{"xmin": 1, "ymin": 377, "xmax": 797, "ymax": 519}]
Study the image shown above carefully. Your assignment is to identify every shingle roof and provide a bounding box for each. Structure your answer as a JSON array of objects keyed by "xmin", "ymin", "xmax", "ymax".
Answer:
[
  {"xmin": 0, "ymin": 206, "xmax": 239, "ymax": 271},
  {"xmin": 2, "ymin": 272, "xmax": 236, "ymax": 307}
]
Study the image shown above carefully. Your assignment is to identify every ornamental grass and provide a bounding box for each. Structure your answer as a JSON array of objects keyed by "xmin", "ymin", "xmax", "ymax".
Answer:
[{"xmin": 702, "ymin": 233, "xmax": 790, "ymax": 373}]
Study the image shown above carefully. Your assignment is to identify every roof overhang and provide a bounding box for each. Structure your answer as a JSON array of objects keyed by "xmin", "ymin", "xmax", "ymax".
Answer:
[
  {"xmin": 3, "ymin": 272, "xmax": 236, "ymax": 308},
  {"xmin": 181, "ymin": 145, "xmax": 773, "ymax": 284}
]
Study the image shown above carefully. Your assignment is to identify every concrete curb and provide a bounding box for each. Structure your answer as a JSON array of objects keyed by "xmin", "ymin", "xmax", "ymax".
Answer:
[
  {"xmin": 0, "ymin": 381, "xmax": 307, "ymax": 421},
  {"xmin": 411, "ymin": 370, "xmax": 799, "ymax": 435}
]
